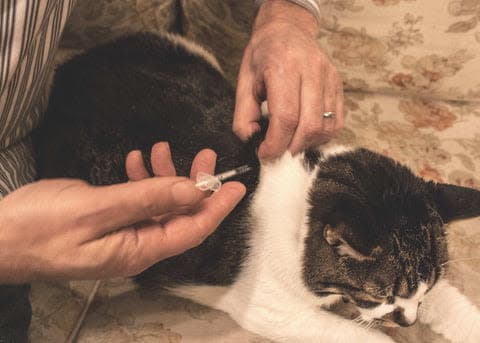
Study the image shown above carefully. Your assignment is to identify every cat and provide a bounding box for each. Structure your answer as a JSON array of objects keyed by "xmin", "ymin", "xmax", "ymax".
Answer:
[{"xmin": 34, "ymin": 32, "xmax": 480, "ymax": 343}]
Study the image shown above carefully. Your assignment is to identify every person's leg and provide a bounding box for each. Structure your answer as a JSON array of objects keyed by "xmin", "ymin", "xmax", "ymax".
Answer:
[
  {"xmin": 179, "ymin": 0, "xmax": 255, "ymax": 85},
  {"xmin": 0, "ymin": 284, "xmax": 31, "ymax": 343}
]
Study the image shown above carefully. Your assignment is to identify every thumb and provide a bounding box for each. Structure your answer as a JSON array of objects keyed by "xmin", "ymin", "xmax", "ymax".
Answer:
[{"xmin": 87, "ymin": 177, "xmax": 206, "ymax": 233}]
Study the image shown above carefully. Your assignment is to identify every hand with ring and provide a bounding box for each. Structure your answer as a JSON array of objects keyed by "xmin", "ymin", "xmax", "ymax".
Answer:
[{"xmin": 233, "ymin": 0, "xmax": 345, "ymax": 160}]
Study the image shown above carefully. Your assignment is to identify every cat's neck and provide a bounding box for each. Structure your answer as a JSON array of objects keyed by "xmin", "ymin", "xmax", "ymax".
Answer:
[
  {"xmin": 245, "ymin": 147, "xmax": 354, "ymax": 307},
  {"xmin": 247, "ymin": 152, "xmax": 323, "ymax": 303}
]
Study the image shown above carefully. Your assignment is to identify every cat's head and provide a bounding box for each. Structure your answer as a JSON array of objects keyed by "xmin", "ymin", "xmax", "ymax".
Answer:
[{"xmin": 303, "ymin": 148, "xmax": 480, "ymax": 327}]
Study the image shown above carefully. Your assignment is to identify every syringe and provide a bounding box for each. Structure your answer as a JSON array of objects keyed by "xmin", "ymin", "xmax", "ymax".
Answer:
[{"xmin": 195, "ymin": 164, "xmax": 253, "ymax": 192}]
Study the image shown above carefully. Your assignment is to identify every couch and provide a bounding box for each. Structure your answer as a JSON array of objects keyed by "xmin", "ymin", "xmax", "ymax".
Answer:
[{"xmin": 30, "ymin": 1, "xmax": 480, "ymax": 342}]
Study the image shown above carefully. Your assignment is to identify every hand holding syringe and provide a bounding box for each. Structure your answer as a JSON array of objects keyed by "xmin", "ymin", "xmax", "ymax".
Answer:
[{"xmin": 195, "ymin": 165, "xmax": 252, "ymax": 192}]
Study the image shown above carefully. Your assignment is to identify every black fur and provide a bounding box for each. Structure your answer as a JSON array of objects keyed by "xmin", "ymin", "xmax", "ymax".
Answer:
[{"xmin": 34, "ymin": 33, "xmax": 259, "ymax": 286}]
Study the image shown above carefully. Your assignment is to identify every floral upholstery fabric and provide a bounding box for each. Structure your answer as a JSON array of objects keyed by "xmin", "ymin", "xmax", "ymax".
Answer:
[
  {"xmin": 59, "ymin": 0, "xmax": 178, "ymax": 49},
  {"xmin": 29, "ymin": 0, "xmax": 480, "ymax": 342},
  {"xmin": 317, "ymin": 0, "xmax": 480, "ymax": 101}
]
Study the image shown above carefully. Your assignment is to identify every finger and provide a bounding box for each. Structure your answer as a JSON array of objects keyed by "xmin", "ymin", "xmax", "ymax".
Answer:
[
  {"xmin": 233, "ymin": 51, "xmax": 262, "ymax": 142},
  {"xmin": 257, "ymin": 71, "xmax": 300, "ymax": 160},
  {"xmin": 320, "ymin": 68, "xmax": 339, "ymax": 140},
  {"xmin": 335, "ymin": 76, "xmax": 345, "ymax": 132},
  {"xmin": 289, "ymin": 71, "xmax": 324, "ymax": 155},
  {"xmin": 125, "ymin": 150, "xmax": 149, "ymax": 181},
  {"xmin": 151, "ymin": 142, "xmax": 176, "ymax": 177},
  {"xmin": 190, "ymin": 149, "xmax": 217, "ymax": 180},
  {"xmin": 85, "ymin": 177, "xmax": 207, "ymax": 233},
  {"xmin": 140, "ymin": 181, "xmax": 246, "ymax": 266}
]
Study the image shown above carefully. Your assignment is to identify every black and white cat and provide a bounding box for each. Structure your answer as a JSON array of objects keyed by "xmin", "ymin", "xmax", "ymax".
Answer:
[{"xmin": 34, "ymin": 33, "xmax": 480, "ymax": 343}]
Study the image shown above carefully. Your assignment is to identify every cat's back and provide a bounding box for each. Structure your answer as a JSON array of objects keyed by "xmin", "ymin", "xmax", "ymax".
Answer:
[{"xmin": 35, "ymin": 32, "xmax": 246, "ymax": 184}]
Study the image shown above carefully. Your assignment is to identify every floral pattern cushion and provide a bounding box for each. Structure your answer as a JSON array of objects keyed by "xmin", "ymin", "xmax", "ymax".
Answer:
[{"xmin": 317, "ymin": 0, "xmax": 480, "ymax": 101}]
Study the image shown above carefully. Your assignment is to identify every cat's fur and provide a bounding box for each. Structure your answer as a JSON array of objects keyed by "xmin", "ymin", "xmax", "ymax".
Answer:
[{"xmin": 34, "ymin": 32, "xmax": 480, "ymax": 343}]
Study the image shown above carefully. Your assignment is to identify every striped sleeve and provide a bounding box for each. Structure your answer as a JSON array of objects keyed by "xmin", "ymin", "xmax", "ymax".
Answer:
[
  {"xmin": 255, "ymin": 0, "xmax": 321, "ymax": 24},
  {"xmin": 0, "ymin": 0, "xmax": 76, "ymax": 198}
]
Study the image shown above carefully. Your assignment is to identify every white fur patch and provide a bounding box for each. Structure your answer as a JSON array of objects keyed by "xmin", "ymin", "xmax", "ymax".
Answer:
[
  {"xmin": 320, "ymin": 144, "xmax": 354, "ymax": 160},
  {"xmin": 360, "ymin": 282, "xmax": 428, "ymax": 324},
  {"xmin": 419, "ymin": 280, "xmax": 480, "ymax": 343},
  {"xmin": 150, "ymin": 31, "xmax": 223, "ymax": 74}
]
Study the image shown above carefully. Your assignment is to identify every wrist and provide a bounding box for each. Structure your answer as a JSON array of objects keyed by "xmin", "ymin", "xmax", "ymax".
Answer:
[{"xmin": 255, "ymin": 0, "xmax": 319, "ymax": 36}]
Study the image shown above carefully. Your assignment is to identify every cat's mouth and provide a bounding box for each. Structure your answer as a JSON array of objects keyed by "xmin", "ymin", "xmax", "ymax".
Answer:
[{"xmin": 373, "ymin": 318, "xmax": 400, "ymax": 328}]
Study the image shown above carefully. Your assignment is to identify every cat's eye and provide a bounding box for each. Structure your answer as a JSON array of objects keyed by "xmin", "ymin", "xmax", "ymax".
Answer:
[
  {"xmin": 353, "ymin": 299, "xmax": 380, "ymax": 309},
  {"xmin": 316, "ymin": 291, "xmax": 339, "ymax": 297}
]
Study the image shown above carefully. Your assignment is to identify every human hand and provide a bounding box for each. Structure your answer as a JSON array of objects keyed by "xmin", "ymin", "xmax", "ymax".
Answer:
[
  {"xmin": 233, "ymin": 0, "xmax": 344, "ymax": 160},
  {"xmin": 0, "ymin": 143, "xmax": 245, "ymax": 283}
]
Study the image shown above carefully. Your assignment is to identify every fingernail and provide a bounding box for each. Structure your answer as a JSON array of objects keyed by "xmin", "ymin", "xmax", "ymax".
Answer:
[{"xmin": 154, "ymin": 142, "xmax": 170, "ymax": 154}]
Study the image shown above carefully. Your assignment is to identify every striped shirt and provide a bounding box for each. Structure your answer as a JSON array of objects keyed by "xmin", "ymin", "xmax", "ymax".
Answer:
[
  {"xmin": 256, "ymin": 0, "xmax": 321, "ymax": 24},
  {"xmin": 0, "ymin": 0, "xmax": 75, "ymax": 198}
]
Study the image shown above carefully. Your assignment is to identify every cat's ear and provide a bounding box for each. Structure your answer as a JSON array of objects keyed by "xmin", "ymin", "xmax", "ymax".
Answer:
[
  {"xmin": 323, "ymin": 223, "xmax": 381, "ymax": 261},
  {"xmin": 430, "ymin": 183, "xmax": 480, "ymax": 223}
]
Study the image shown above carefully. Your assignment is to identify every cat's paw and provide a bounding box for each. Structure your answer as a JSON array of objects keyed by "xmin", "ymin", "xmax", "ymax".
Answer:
[
  {"xmin": 419, "ymin": 280, "xmax": 480, "ymax": 343},
  {"xmin": 443, "ymin": 324, "xmax": 480, "ymax": 343},
  {"xmin": 347, "ymin": 329, "xmax": 395, "ymax": 343},
  {"xmin": 370, "ymin": 333, "xmax": 396, "ymax": 343}
]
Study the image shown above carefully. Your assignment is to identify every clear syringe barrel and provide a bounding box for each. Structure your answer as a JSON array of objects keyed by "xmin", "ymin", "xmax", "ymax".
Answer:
[{"xmin": 195, "ymin": 164, "xmax": 252, "ymax": 192}]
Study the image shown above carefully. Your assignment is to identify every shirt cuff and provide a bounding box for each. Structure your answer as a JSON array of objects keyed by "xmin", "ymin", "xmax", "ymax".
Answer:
[{"xmin": 255, "ymin": 0, "xmax": 321, "ymax": 25}]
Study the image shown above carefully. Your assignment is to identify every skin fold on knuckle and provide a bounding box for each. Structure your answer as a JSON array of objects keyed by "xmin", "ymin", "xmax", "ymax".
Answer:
[
  {"xmin": 258, "ymin": 46, "xmax": 297, "ymax": 80},
  {"xmin": 311, "ymin": 53, "xmax": 326, "ymax": 71},
  {"xmin": 323, "ymin": 93, "xmax": 337, "ymax": 111},
  {"xmin": 276, "ymin": 112, "xmax": 298, "ymax": 133},
  {"xmin": 137, "ymin": 186, "xmax": 162, "ymax": 219},
  {"xmin": 322, "ymin": 119, "xmax": 337, "ymax": 134},
  {"xmin": 113, "ymin": 228, "xmax": 148, "ymax": 277},
  {"xmin": 303, "ymin": 122, "xmax": 324, "ymax": 142}
]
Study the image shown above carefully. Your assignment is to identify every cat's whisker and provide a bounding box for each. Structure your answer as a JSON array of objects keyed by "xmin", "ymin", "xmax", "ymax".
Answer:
[
  {"xmin": 367, "ymin": 320, "xmax": 378, "ymax": 330},
  {"xmin": 441, "ymin": 257, "xmax": 480, "ymax": 266},
  {"xmin": 354, "ymin": 316, "xmax": 374, "ymax": 329},
  {"xmin": 353, "ymin": 316, "xmax": 363, "ymax": 326}
]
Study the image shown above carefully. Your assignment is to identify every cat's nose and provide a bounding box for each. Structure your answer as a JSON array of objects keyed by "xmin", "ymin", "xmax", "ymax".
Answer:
[
  {"xmin": 382, "ymin": 308, "xmax": 417, "ymax": 327},
  {"xmin": 392, "ymin": 308, "xmax": 417, "ymax": 327}
]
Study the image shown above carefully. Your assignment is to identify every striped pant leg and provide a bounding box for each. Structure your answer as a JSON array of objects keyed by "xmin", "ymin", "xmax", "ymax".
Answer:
[
  {"xmin": 0, "ymin": 284, "xmax": 31, "ymax": 343},
  {"xmin": 0, "ymin": 142, "xmax": 35, "ymax": 342}
]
